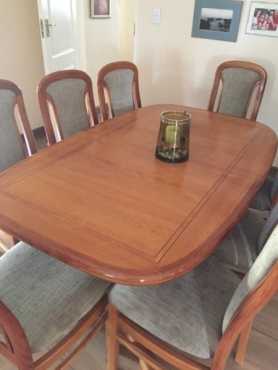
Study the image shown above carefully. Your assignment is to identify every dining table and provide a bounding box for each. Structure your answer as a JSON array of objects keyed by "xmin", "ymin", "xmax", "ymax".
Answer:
[{"xmin": 0, "ymin": 105, "xmax": 276, "ymax": 286}]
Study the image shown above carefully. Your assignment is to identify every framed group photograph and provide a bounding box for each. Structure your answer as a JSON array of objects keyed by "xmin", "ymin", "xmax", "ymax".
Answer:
[
  {"xmin": 246, "ymin": 1, "xmax": 278, "ymax": 37},
  {"xmin": 90, "ymin": 0, "xmax": 111, "ymax": 19},
  {"xmin": 192, "ymin": 0, "xmax": 243, "ymax": 42}
]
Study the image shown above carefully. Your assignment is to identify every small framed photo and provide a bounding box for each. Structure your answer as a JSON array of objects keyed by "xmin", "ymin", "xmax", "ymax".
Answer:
[
  {"xmin": 247, "ymin": 1, "xmax": 278, "ymax": 37},
  {"xmin": 90, "ymin": 0, "xmax": 111, "ymax": 19},
  {"xmin": 192, "ymin": 0, "xmax": 243, "ymax": 42}
]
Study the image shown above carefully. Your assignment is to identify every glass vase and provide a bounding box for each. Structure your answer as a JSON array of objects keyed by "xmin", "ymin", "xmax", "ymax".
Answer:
[{"xmin": 155, "ymin": 111, "xmax": 191, "ymax": 163}]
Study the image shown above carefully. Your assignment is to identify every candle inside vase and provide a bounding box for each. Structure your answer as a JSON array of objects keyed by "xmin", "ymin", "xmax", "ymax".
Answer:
[{"xmin": 165, "ymin": 124, "xmax": 180, "ymax": 145}]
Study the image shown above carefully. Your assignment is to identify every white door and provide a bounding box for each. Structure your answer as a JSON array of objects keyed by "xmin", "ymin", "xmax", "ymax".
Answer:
[{"xmin": 37, "ymin": 0, "xmax": 80, "ymax": 73}]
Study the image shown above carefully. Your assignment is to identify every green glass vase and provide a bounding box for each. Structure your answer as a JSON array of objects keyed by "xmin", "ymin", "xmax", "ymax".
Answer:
[{"xmin": 155, "ymin": 111, "xmax": 191, "ymax": 163}]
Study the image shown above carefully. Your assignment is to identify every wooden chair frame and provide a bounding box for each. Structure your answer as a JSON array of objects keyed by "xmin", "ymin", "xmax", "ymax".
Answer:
[
  {"xmin": 208, "ymin": 61, "xmax": 267, "ymax": 121},
  {"xmin": 0, "ymin": 295, "xmax": 108, "ymax": 370},
  {"xmin": 38, "ymin": 70, "xmax": 99, "ymax": 145},
  {"xmin": 0, "ymin": 80, "xmax": 37, "ymax": 252},
  {"xmin": 97, "ymin": 61, "xmax": 142, "ymax": 121},
  {"xmin": 0, "ymin": 79, "xmax": 37, "ymax": 156},
  {"xmin": 107, "ymin": 261, "xmax": 278, "ymax": 370}
]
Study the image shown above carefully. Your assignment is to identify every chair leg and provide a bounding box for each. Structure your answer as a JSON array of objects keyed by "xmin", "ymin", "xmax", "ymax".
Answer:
[
  {"xmin": 235, "ymin": 321, "xmax": 253, "ymax": 366},
  {"xmin": 106, "ymin": 305, "xmax": 120, "ymax": 370}
]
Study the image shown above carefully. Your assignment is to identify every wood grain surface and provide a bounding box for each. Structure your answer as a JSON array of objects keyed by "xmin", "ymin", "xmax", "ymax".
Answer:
[{"xmin": 0, "ymin": 105, "xmax": 276, "ymax": 285}]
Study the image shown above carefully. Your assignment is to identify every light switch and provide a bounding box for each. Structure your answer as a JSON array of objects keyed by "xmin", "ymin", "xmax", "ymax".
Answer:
[{"xmin": 152, "ymin": 8, "xmax": 161, "ymax": 24}]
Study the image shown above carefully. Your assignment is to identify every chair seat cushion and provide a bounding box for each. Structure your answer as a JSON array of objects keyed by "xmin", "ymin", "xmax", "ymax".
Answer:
[
  {"xmin": 251, "ymin": 184, "xmax": 273, "ymax": 211},
  {"xmin": 250, "ymin": 167, "xmax": 278, "ymax": 211},
  {"xmin": 110, "ymin": 257, "xmax": 240, "ymax": 360},
  {"xmin": 0, "ymin": 242, "xmax": 111, "ymax": 355},
  {"xmin": 214, "ymin": 208, "xmax": 268, "ymax": 273}
]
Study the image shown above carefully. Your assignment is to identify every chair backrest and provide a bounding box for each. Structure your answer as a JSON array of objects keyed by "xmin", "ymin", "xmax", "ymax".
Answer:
[
  {"xmin": 97, "ymin": 61, "xmax": 142, "ymax": 121},
  {"xmin": 0, "ymin": 80, "xmax": 37, "ymax": 171},
  {"xmin": 223, "ymin": 225, "xmax": 278, "ymax": 333},
  {"xmin": 208, "ymin": 61, "xmax": 267, "ymax": 121},
  {"xmin": 257, "ymin": 203, "xmax": 278, "ymax": 251},
  {"xmin": 38, "ymin": 70, "xmax": 99, "ymax": 145}
]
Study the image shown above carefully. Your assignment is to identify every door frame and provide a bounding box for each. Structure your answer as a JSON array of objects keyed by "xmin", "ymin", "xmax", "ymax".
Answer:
[{"xmin": 37, "ymin": 0, "xmax": 82, "ymax": 74}]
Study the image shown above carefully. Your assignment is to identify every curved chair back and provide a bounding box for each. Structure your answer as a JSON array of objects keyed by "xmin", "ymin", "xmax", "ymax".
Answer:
[
  {"xmin": 223, "ymin": 225, "xmax": 278, "ymax": 332},
  {"xmin": 38, "ymin": 70, "xmax": 99, "ymax": 145},
  {"xmin": 212, "ymin": 226, "xmax": 278, "ymax": 369},
  {"xmin": 97, "ymin": 61, "xmax": 142, "ymax": 121},
  {"xmin": 0, "ymin": 80, "xmax": 37, "ymax": 171},
  {"xmin": 208, "ymin": 61, "xmax": 267, "ymax": 121},
  {"xmin": 257, "ymin": 203, "xmax": 278, "ymax": 250}
]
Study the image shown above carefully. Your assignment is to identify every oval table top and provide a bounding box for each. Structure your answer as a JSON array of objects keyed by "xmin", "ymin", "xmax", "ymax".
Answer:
[{"xmin": 0, "ymin": 105, "xmax": 277, "ymax": 285}]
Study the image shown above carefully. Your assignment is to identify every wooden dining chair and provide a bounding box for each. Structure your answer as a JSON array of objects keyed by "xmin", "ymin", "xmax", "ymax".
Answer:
[
  {"xmin": 250, "ymin": 167, "xmax": 278, "ymax": 211},
  {"xmin": 0, "ymin": 242, "xmax": 112, "ymax": 370},
  {"xmin": 0, "ymin": 79, "xmax": 37, "ymax": 170},
  {"xmin": 97, "ymin": 61, "xmax": 142, "ymax": 121},
  {"xmin": 0, "ymin": 79, "xmax": 37, "ymax": 253},
  {"xmin": 38, "ymin": 70, "xmax": 99, "ymax": 145},
  {"xmin": 107, "ymin": 225, "xmax": 278, "ymax": 370},
  {"xmin": 208, "ymin": 61, "xmax": 267, "ymax": 121},
  {"xmin": 214, "ymin": 203, "xmax": 278, "ymax": 274},
  {"xmin": 208, "ymin": 60, "xmax": 275, "ymax": 213}
]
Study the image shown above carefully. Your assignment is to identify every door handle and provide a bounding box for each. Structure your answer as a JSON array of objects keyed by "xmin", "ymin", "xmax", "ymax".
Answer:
[{"xmin": 44, "ymin": 19, "xmax": 56, "ymax": 37}]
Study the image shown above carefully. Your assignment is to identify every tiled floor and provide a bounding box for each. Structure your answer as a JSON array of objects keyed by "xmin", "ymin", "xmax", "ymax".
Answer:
[{"xmin": 1, "ymin": 295, "xmax": 278, "ymax": 369}]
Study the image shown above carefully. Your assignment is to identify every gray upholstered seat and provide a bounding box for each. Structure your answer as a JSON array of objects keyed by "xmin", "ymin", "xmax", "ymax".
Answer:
[
  {"xmin": 218, "ymin": 68, "xmax": 262, "ymax": 118},
  {"xmin": 110, "ymin": 256, "xmax": 240, "ymax": 359},
  {"xmin": 0, "ymin": 89, "xmax": 26, "ymax": 171},
  {"xmin": 104, "ymin": 69, "xmax": 135, "ymax": 117},
  {"xmin": 0, "ymin": 242, "xmax": 111, "ymax": 355},
  {"xmin": 250, "ymin": 167, "xmax": 278, "ymax": 211},
  {"xmin": 214, "ymin": 204, "xmax": 278, "ymax": 273},
  {"xmin": 110, "ymin": 226, "xmax": 278, "ymax": 361}
]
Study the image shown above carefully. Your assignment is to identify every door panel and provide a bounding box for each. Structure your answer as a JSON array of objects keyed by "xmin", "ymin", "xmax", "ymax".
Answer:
[{"xmin": 38, "ymin": 0, "xmax": 79, "ymax": 73}]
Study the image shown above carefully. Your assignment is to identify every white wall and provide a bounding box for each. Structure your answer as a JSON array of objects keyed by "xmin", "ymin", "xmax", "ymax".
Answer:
[
  {"xmin": 0, "ymin": 0, "xmax": 44, "ymax": 128},
  {"xmin": 134, "ymin": 0, "xmax": 278, "ymax": 164},
  {"xmin": 80, "ymin": 0, "xmax": 135, "ymax": 96},
  {"xmin": 120, "ymin": 0, "xmax": 136, "ymax": 60},
  {"xmin": 0, "ymin": 0, "xmax": 134, "ymax": 128}
]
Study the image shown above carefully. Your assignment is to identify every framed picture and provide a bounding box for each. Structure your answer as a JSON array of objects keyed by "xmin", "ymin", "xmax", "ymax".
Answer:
[
  {"xmin": 90, "ymin": 0, "xmax": 111, "ymax": 19},
  {"xmin": 192, "ymin": 0, "xmax": 243, "ymax": 42},
  {"xmin": 246, "ymin": 1, "xmax": 278, "ymax": 37}
]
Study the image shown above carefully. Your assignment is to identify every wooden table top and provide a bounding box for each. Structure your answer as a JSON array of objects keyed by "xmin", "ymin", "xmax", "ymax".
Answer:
[{"xmin": 0, "ymin": 105, "xmax": 277, "ymax": 285}]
